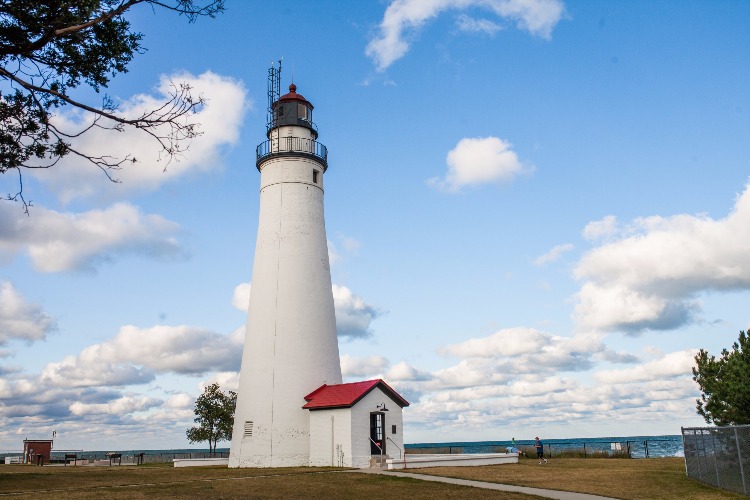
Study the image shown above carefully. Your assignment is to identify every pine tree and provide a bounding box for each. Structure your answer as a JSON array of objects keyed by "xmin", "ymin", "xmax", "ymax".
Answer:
[{"xmin": 692, "ymin": 331, "xmax": 750, "ymax": 425}]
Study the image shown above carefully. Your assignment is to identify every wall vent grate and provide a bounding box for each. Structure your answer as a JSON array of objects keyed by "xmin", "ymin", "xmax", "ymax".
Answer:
[{"xmin": 244, "ymin": 421, "xmax": 253, "ymax": 437}]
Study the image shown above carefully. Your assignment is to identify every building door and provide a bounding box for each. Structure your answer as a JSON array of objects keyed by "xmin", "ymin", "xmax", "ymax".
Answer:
[{"xmin": 370, "ymin": 412, "xmax": 386, "ymax": 455}]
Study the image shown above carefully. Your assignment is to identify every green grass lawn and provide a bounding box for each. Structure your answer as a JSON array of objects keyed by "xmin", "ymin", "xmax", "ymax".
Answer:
[{"xmin": 0, "ymin": 458, "xmax": 744, "ymax": 499}]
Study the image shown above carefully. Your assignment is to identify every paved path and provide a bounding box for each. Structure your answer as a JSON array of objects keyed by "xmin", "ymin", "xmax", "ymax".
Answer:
[{"xmin": 355, "ymin": 468, "xmax": 618, "ymax": 500}]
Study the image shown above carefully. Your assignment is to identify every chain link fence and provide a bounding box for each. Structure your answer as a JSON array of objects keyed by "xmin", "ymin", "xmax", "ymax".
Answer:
[
  {"xmin": 682, "ymin": 425, "xmax": 750, "ymax": 496},
  {"xmin": 406, "ymin": 438, "xmax": 681, "ymax": 459}
]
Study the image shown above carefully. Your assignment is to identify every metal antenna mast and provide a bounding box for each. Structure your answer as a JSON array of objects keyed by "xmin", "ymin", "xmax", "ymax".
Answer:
[{"xmin": 266, "ymin": 58, "xmax": 282, "ymax": 131}]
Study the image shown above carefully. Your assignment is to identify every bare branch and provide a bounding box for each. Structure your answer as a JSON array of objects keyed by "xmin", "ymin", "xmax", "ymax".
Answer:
[
  {"xmin": 3, "ymin": 166, "xmax": 32, "ymax": 215},
  {"xmin": 0, "ymin": 0, "xmax": 224, "ymax": 210},
  {"xmin": 53, "ymin": 1, "xmax": 141, "ymax": 38}
]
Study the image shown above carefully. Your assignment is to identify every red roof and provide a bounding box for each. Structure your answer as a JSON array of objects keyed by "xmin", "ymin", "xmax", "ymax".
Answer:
[
  {"xmin": 278, "ymin": 83, "xmax": 313, "ymax": 108},
  {"xmin": 302, "ymin": 379, "xmax": 409, "ymax": 410}
]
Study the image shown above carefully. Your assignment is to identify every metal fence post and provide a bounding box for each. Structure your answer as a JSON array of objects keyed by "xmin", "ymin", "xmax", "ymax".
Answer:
[
  {"xmin": 735, "ymin": 427, "xmax": 747, "ymax": 495},
  {"xmin": 701, "ymin": 429, "xmax": 708, "ymax": 482},
  {"xmin": 681, "ymin": 427, "xmax": 688, "ymax": 475},
  {"xmin": 710, "ymin": 428, "xmax": 721, "ymax": 488}
]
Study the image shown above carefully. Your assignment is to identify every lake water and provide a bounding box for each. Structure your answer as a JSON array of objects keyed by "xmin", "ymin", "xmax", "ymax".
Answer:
[
  {"xmin": 405, "ymin": 435, "xmax": 684, "ymax": 458},
  {"xmin": 1, "ymin": 435, "xmax": 684, "ymax": 461}
]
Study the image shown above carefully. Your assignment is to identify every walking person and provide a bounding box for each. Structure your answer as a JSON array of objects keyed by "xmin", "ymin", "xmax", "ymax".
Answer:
[{"xmin": 535, "ymin": 437, "xmax": 548, "ymax": 464}]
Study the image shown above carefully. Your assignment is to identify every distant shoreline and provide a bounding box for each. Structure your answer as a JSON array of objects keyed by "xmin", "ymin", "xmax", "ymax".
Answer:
[{"xmin": 0, "ymin": 434, "xmax": 683, "ymax": 458}]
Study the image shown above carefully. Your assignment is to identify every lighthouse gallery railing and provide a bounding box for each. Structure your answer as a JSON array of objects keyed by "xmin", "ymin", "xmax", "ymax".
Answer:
[{"xmin": 256, "ymin": 137, "xmax": 328, "ymax": 170}]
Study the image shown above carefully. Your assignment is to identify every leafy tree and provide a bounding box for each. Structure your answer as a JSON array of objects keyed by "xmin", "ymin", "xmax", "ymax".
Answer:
[
  {"xmin": 186, "ymin": 382, "xmax": 237, "ymax": 455},
  {"xmin": 692, "ymin": 330, "xmax": 750, "ymax": 426},
  {"xmin": 0, "ymin": 0, "xmax": 225, "ymax": 210}
]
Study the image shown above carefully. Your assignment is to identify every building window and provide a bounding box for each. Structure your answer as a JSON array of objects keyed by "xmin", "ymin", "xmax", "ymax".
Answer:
[
  {"xmin": 244, "ymin": 421, "xmax": 253, "ymax": 437},
  {"xmin": 392, "ymin": 425, "xmax": 397, "ymax": 435},
  {"xmin": 313, "ymin": 169, "xmax": 319, "ymax": 183}
]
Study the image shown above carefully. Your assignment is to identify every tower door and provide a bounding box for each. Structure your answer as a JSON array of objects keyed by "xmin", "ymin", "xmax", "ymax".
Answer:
[{"xmin": 370, "ymin": 412, "xmax": 386, "ymax": 455}]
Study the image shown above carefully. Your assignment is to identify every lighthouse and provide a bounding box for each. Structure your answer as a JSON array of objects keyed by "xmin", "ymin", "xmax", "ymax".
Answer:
[{"xmin": 229, "ymin": 64, "xmax": 342, "ymax": 468}]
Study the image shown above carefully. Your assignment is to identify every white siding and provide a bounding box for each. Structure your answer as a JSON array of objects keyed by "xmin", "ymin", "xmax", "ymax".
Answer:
[
  {"xmin": 308, "ymin": 408, "xmax": 352, "ymax": 467},
  {"xmin": 350, "ymin": 387, "xmax": 406, "ymax": 468}
]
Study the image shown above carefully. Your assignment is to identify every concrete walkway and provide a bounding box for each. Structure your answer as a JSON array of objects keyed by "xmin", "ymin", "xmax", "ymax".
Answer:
[{"xmin": 355, "ymin": 468, "xmax": 617, "ymax": 500}]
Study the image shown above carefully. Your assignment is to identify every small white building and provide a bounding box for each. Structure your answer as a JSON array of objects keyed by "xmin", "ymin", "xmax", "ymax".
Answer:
[{"xmin": 305, "ymin": 379, "xmax": 410, "ymax": 468}]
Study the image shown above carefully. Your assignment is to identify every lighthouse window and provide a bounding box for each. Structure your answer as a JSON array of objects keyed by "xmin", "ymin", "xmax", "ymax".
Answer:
[
  {"xmin": 312, "ymin": 169, "xmax": 319, "ymax": 183},
  {"xmin": 298, "ymin": 103, "xmax": 311, "ymax": 122},
  {"xmin": 244, "ymin": 421, "xmax": 254, "ymax": 437}
]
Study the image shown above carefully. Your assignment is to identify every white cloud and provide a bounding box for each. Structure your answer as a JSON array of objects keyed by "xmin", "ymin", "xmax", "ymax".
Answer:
[
  {"xmin": 574, "ymin": 183, "xmax": 750, "ymax": 333},
  {"xmin": 328, "ymin": 235, "xmax": 361, "ymax": 265},
  {"xmin": 0, "ymin": 281, "xmax": 56, "ymax": 345},
  {"xmin": 0, "ymin": 328, "xmax": 244, "ymax": 448},
  {"xmin": 232, "ymin": 282, "xmax": 251, "ymax": 311},
  {"xmin": 69, "ymin": 395, "xmax": 161, "ymax": 416},
  {"xmin": 440, "ymin": 327, "xmax": 549, "ymax": 358},
  {"xmin": 164, "ymin": 393, "xmax": 195, "ymax": 410},
  {"xmin": 0, "ymin": 202, "xmax": 183, "ymax": 273},
  {"xmin": 583, "ymin": 215, "xmax": 618, "ymax": 241},
  {"xmin": 533, "ymin": 243, "xmax": 574, "ymax": 266},
  {"xmin": 327, "ymin": 240, "xmax": 341, "ymax": 265},
  {"xmin": 340, "ymin": 235, "xmax": 362, "ymax": 253},
  {"xmin": 332, "ymin": 284, "xmax": 382, "ymax": 339},
  {"xmin": 595, "ymin": 350, "xmax": 697, "ymax": 385},
  {"xmin": 429, "ymin": 137, "xmax": 531, "ymax": 191},
  {"xmin": 341, "ymin": 354, "xmax": 390, "ymax": 378},
  {"xmin": 455, "ymin": 14, "xmax": 502, "ymax": 35},
  {"xmin": 431, "ymin": 327, "xmax": 606, "ymax": 392},
  {"xmin": 389, "ymin": 334, "xmax": 700, "ymax": 438},
  {"xmin": 440, "ymin": 327, "xmax": 601, "ymax": 367},
  {"xmin": 41, "ymin": 356, "xmax": 155, "ymax": 388},
  {"xmin": 32, "ymin": 71, "xmax": 248, "ymax": 203},
  {"xmin": 574, "ymin": 283, "xmax": 696, "ymax": 334},
  {"xmin": 40, "ymin": 325, "xmax": 243, "ymax": 388},
  {"xmin": 386, "ymin": 361, "xmax": 433, "ymax": 381},
  {"xmin": 366, "ymin": 0, "xmax": 565, "ymax": 71},
  {"xmin": 200, "ymin": 370, "xmax": 241, "ymax": 392}
]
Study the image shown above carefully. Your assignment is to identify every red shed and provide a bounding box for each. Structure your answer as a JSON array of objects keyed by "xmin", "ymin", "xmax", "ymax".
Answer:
[{"xmin": 23, "ymin": 439, "xmax": 53, "ymax": 465}]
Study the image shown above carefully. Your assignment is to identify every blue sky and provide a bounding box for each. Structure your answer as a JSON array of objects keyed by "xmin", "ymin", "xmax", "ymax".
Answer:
[{"xmin": 1, "ymin": 0, "xmax": 749, "ymax": 451}]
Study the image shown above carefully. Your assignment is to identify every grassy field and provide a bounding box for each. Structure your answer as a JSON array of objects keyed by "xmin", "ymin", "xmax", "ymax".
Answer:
[
  {"xmin": 404, "ymin": 457, "xmax": 745, "ymax": 499},
  {"xmin": 0, "ymin": 463, "xmax": 536, "ymax": 499},
  {"xmin": 0, "ymin": 458, "xmax": 744, "ymax": 499}
]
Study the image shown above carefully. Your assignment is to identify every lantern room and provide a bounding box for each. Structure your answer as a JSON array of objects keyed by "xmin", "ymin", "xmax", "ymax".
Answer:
[{"xmin": 269, "ymin": 83, "xmax": 316, "ymax": 138}]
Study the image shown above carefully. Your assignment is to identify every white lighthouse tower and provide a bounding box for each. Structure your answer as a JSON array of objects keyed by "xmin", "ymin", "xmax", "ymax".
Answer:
[{"xmin": 229, "ymin": 64, "xmax": 342, "ymax": 468}]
